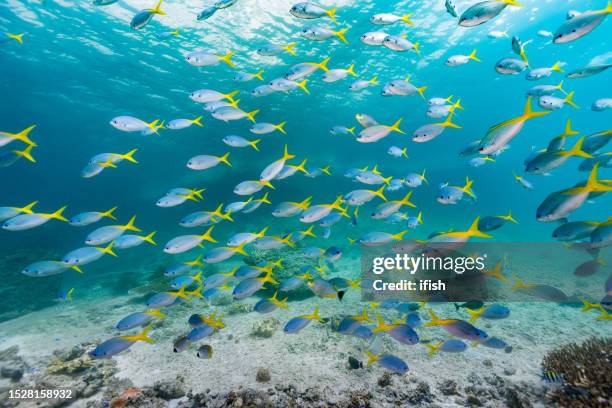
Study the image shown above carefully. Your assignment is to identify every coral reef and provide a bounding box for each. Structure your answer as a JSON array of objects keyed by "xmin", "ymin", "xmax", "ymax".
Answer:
[
  {"xmin": 250, "ymin": 317, "xmax": 280, "ymax": 338},
  {"xmin": 153, "ymin": 375, "xmax": 186, "ymax": 400},
  {"xmin": 227, "ymin": 302, "xmax": 252, "ymax": 315},
  {"xmin": 542, "ymin": 336, "xmax": 611, "ymax": 408},
  {"xmin": 0, "ymin": 346, "xmax": 27, "ymax": 382},
  {"xmin": 256, "ymin": 368, "xmax": 271, "ymax": 383},
  {"xmin": 47, "ymin": 345, "xmax": 95, "ymax": 375}
]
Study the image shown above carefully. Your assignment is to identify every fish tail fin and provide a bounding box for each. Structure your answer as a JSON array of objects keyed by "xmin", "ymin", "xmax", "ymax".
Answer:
[
  {"xmin": 511, "ymin": 275, "xmax": 528, "ymax": 291},
  {"xmin": 302, "ymin": 225, "xmax": 317, "ymax": 238},
  {"xmin": 389, "ymin": 117, "xmax": 405, "ymax": 134},
  {"xmin": 100, "ymin": 242, "xmax": 117, "ymax": 257},
  {"xmin": 551, "ymin": 61, "xmax": 564, "ymax": 73},
  {"xmin": 219, "ymin": 51, "xmax": 235, "ymax": 67},
  {"xmin": 297, "ymin": 79, "xmax": 310, "ymax": 95},
  {"xmin": 249, "ymin": 138, "xmax": 261, "ymax": 151},
  {"xmin": 220, "ymin": 209, "xmax": 234, "ymax": 222},
  {"xmin": 346, "ymin": 63, "xmax": 357, "ymax": 77},
  {"xmin": 382, "ymin": 175, "xmax": 393, "ymax": 185},
  {"xmin": 329, "ymin": 195, "xmax": 344, "ymax": 211},
  {"xmin": 100, "ymin": 206, "xmax": 118, "ymax": 220},
  {"xmin": 136, "ymin": 325, "xmax": 155, "ymax": 343},
  {"xmin": 283, "ymin": 42, "xmax": 297, "ymax": 55},
  {"xmin": 151, "ymin": 0, "xmax": 165, "ymax": 15},
  {"xmin": 502, "ymin": 210, "xmax": 518, "ymax": 224},
  {"xmin": 416, "ymin": 85, "xmax": 427, "ymax": 100},
  {"xmin": 50, "ymin": 206, "xmax": 68, "ymax": 221},
  {"xmin": 191, "ymin": 116, "xmax": 204, "ymax": 127},
  {"xmin": 281, "ymin": 144, "xmax": 295, "ymax": 161},
  {"xmin": 64, "ymin": 265, "xmax": 81, "ymax": 275},
  {"xmin": 13, "ymin": 144, "xmax": 36, "ymax": 163},
  {"xmin": 192, "ymin": 270, "xmax": 203, "ymax": 283},
  {"xmin": 556, "ymin": 80, "xmax": 567, "ymax": 95},
  {"xmin": 373, "ymin": 313, "xmax": 391, "ymax": 333},
  {"xmin": 275, "ymin": 121, "xmax": 287, "ymax": 134},
  {"xmin": 256, "ymin": 226, "xmax": 269, "ymax": 238},
  {"xmin": 501, "ymin": 0, "xmax": 523, "ymax": 6},
  {"xmin": 579, "ymin": 297, "xmax": 600, "ymax": 312},
  {"xmin": 11, "ymin": 125, "xmax": 37, "ymax": 146},
  {"xmin": 123, "ymin": 215, "xmax": 141, "ymax": 232},
  {"xmin": 468, "ymin": 49, "xmax": 480, "ymax": 62},
  {"xmin": 346, "ymin": 126, "xmax": 356, "ymax": 135},
  {"xmin": 399, "ymin": 191, "xmax": 415, "ymax": 207},
  {"xmin": 564, "ymin": 91, "xmax": 579, "ymax": 109},
  {"xmin": 392, "ymin": 230, "xmax": 409, "ymax": 241},
  {"xmin": 258, "ymin": 192, "xmax": 271, "ymax": 204},
  {"xmin": 6, "ymin": 32, "xmax": 24, "ymax": 44},
  {"xmin": 558, "ymin": 136, "xmax": 592, "ymax": 158},
  {"xmin": 373, "ymin": 185, "xmax": 387, "ymax": 201},
  {"xmin": 245, "ymin": 109, "xmax": 259, "ymax": 123},
  {"xmin": 143, "ymin": 231, "xmax": 157, "ymax": 246},
  {"xmin": 317, "ymin": 57, "xmax": 331, "ymax": 72},
  {"xmin": 452, "ymin": 98, "xmax": 464, "ymax": 111},
  {"xmin": 325, "ymin": 7, "xmax": 337, "ymax": 23},
  {"xmin": 18, "ymin": 200, "xmax": 38, "ymax": 214},
  {"xmin": 224, "ymin": 90, "xmax": 240, "ymax": 102},
  {"xmin": 400, "ymin": 13, "xmax": 414, "ymax": 25},
  {"xmin": 424, "ymin": 308, "xmax": 442, "ymax": 327},
  {"xmin": 297, "ymin": 195, "xmax": 312, "ymax": 210},
  {"xmin": 442, "ymin": 111, "xmax": 461, "ymax": 128},
  {"xmin": 347, "ymin": 237, "xmax": 356, "ymax": 245},
  {"xmin": 218, "ymin": 152, "xmax": 232, "ymax": 167},
  {"xmin": 199, "ymin": 226, "xmax": 217, "ymax": 243},
  {"xmin": 365, "ymin": 350, "xmax": 378, "ymax": 365},
  {"xmin": 420, "ymin": 169, "xmax": 428, "ymax": 184},
  {"xmin": 147, "ymin": 309, "xmax": 166, "ymax": 319},
  {"xmin": 232, "ymin": 241, "xmax": 249, "ymax": 256},
  {"xmin": 466, "ymin": 307, "xmax": 484, "ymax": 323},
  {"xmin": 121, "ymin": 148, "xmax": 139, "ymax": 163},
  {"xmin": 467, "ymin": 216, "xmax": 491, "ymax": 238},
  {"xmin": 320, "ymin": 165, "xmax": 331, "ymax": 175},
  {"xmin": 461, "ymin": 177, "xmax": 476, "ymax": 199},
  {"xmin": 522, "ymin": 96, "xmax": 550, "ymax": 119},
  {"xmin": 417, "ymin": 211, "xmax": 423, "ymax": 225},
  {"xmin": 253, "ymin": 70, "xmax": 264, "ymax": 81},
  {"xmin": 583, "ymin": 163, "xmax": 612, "ymax": 193},
  {"xmin": 596, "ymin": 307, "xmax": 611, "ymax": 321},
  {"xmin": 368, "ymin": 75, "xmax": 379, "ymax": 85},
  {"xmin": 563, "ymin": 118, "xmax": 578, "ymax": 136},
  {"xmin": 280, "ymin": 234, "xmax": 296, "ymax": 248},
  {"xmin": 146, "ymin": 119, "xmax": 160, "ymax": 134},
  {"xmin": 333, "ymin": 28, "xmax": 349, "ymax": 44},
  {"xmin": 193, "ymin": 188, "xmax": 206, "ymax": 200},
  {"xmin": 487, "ymin": 260, "xmax": 508, "ymax": 282},
  {"xmin": 401, "ymin": 147, "xmax": 408, "ymax": 158},
  {"xmin": 425, "ymin": 341, "xmax": 443, "ymax": 357},
  {"xmin": 258, "ymin": 180, "xmax": 275, "ymax": 189}
]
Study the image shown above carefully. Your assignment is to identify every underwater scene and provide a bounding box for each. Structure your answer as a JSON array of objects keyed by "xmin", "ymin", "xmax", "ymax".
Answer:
[{"xmin": 0, "ymin": 0, "xmax": 611, "ymax": 406}]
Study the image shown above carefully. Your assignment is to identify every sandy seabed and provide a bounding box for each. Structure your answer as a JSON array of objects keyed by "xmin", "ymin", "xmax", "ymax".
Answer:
[{"xmin": 0, "ymin": 275, "xmax": 610, "ymax": 408}]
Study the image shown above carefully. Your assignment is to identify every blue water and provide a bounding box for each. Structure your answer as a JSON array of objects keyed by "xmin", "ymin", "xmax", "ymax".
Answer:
[{"xmin": 0, "ymin": 0, "xmax": 610, "ymax": 334}]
